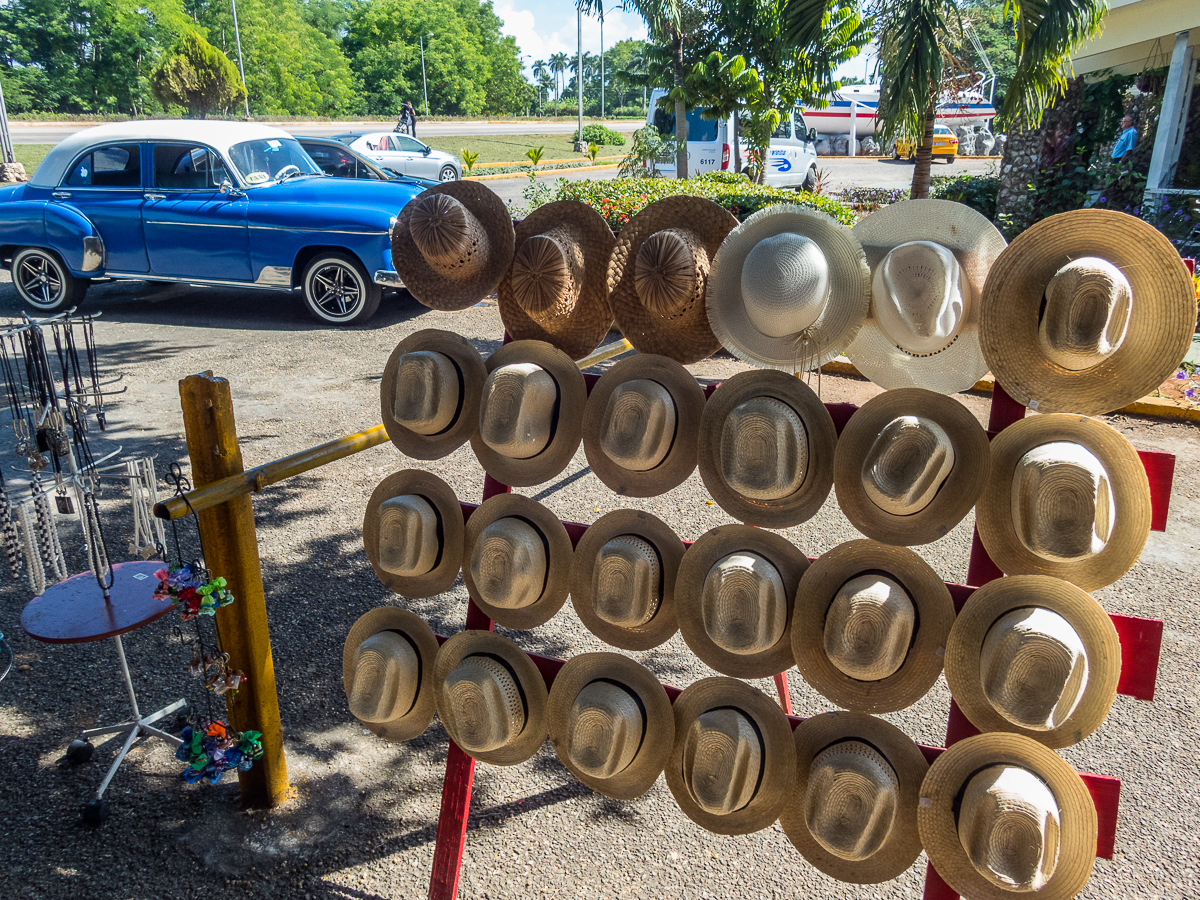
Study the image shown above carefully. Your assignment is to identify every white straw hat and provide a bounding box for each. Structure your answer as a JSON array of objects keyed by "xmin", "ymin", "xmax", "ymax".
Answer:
[
  {"xmin": 363, "ymin": 470, "xmax": 465, "ymax": 598},
  {"xmin": 342, "ymin": 607, "xmax": 440, "ymax": 742}
]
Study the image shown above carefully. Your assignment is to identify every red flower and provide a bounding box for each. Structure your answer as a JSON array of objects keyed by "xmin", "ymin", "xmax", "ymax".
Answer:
[{"xmin": 179, "ymin": 587, "xmax": 198, "ymax": 603}]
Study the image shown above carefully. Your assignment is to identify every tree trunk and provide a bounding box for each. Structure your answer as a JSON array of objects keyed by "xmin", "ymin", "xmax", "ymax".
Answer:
[
  {"xmin": 994, "ymin": 116, "xmax": 1042, "ymax": 234},
  {"xmin": 910, "ymin": 96, "xmax": 937, "ymax": 198},
  {"xmin": 672, "ymin": 34, "xmax": 688, "ymax": 179}
]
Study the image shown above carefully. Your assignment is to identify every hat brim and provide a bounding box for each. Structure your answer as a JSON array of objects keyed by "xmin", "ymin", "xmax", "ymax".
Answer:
[
  {"xmin": 583, "ymin": 354, "xmax": 707, "ymax": 498},
  {"xmin": 792, "ymin": 539, "xmax": 955, "ymax": 713},
  {"xmin": 343, "ymin": 607, "xmax": 441, "ymax": 742},
  {"xmin": 918, "ymin": 733, "xmax": 1098, "ymax": 900},
  {"xmin": 363, "ymin": 470, "xmax": 465, "ymax": 598},
  {"xmin": 975, "ymin": 414, "xmax": 1150, "ymax": 590}
]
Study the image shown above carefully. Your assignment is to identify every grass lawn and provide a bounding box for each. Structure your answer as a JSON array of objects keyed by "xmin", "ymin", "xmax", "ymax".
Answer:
[
  {"xmin": 13, "ymin": 144, "xmax": 52, "ymax": 178},
  {"xmin": 420, "ymin": 133, "xmax": 624, "ymax": 167}
]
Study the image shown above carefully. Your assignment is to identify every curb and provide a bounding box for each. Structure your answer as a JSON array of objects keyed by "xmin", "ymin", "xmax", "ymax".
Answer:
[{"xmin": 466, "ymin": 164, "xmax": 621, "ymax": 182}]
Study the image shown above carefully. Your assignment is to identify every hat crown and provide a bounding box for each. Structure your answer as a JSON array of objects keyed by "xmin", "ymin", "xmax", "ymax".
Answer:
[
  {"xmin": 348, "ymin": 630, "xmax": 420, "ymax": 723},
  {"xmin": 1039, "ymin": 257, "xmax": 1131, "ymax": 371},
  {"xmin": 1011, "ymin": 441, "xmax": 1114, "ymax": 562},
  {"xmin": 958, "ymin": 764, "xmax": 1061, "ymax": 892},
  {"xmin": 634, "ymin": 228, "xmax": 709, "ymax": 320},
  {"xmin": 682, "ymin": 707, "xmax": 764, "ymax": 815},
  {"xmin": 479, "ymin": 363, "xmax": 559, "ymax": 459},
  {"xmin": 566, "ymin": 679, "xmax": 646, "ymax": 778},
  {"xmin": 740, "ymin": 232, "xmax": 830, "ymax": 339},
  {"xmin": 469, "ymin": 516, "xmax": 548, "ymax": 610},
  {"xmin": 862, "ymin": 415, "xmax": 956, "ymax": 516},
  {"xmin": 377, "ymin": 494, "xmax": 441, "ymax": 578},
  {"xmin": 409, "ymin": 193, "xmax": 488, "ymax": 279},
  {"xmin": 592, "ymin": 535, "xmax": 661, "ymax": 629},
  {"xmin": 392, "ymin": 350, "xmax": 461, "ymax": 436},
  {"xmin": 874, "ymin": 241, "xmax": 967, "ymax": 356},
  {"xmin": 824, "ymin": 574, "xmax": 916, "ymax": 682},
  {"xmin": 442, "ymin": 653, "xmax": 527, "ymax": 753},
  {"xmin": 599, "ymin": 379, "xmax": 677, "ymax": 472},
  {"xmin": 511, "ymin": 229, "xmax": 584, "ymax": 319},
  {"xmin": 719, "ymin": 396, "xmax": 809, "ymax": 501},
  {"xmin": 701, "ymin": 551, "xmax": 788, "ymax": 655},
  {"xmin": 804, "ymin": 739, "xmax": 900, "ymax": 861}
]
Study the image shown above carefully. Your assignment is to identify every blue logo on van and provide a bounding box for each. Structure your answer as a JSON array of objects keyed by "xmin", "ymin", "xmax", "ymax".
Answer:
[{"xmin": 772, "ymin": 157, "xmax": 792, "ymax": 172}]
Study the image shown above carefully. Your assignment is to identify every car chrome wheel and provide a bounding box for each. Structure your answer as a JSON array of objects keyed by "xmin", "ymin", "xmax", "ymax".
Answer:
[
  {"xmin": 301, "ymin": 252, "xmax": 381, "ymax": 325},
  {"xmin": 12, "ymin": 248, "xmax": 84, "ymax": 312},
  {"xmin": 439, "ymin": 165, "xmax": 458, "ymax": 182}
]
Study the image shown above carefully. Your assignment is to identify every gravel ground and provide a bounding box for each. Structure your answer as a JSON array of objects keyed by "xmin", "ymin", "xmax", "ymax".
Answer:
[{"xmin": 0, "ymin": 274, "xmax": 1197, "ymax": 900}]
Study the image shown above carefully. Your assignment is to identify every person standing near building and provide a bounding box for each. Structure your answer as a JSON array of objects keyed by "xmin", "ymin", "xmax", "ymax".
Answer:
[{"xmin": 1112, "ymin": 115, "xmax": 1137, "ymax": 162}]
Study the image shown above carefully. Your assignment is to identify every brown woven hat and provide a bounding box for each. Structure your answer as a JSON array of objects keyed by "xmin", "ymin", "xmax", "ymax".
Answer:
[
  {"xmin": 833, "ymin": 388, "xmax": 990, "ymax": 545},
  {"xmin": 380, "ymin": 329, "xmax": 487, "ymax": 460},
  {"xmin": 607, "ymin": 195, "xmax": 739, "ymax": 364},
  {"xmin": 979, "ymin": 209, "xmax": 1197, "ymax": 415},
  {"xmin": 793, "ymin": 539, "xmax": 955, "ymax": 713},
  {"xmin": 497, "ymin": 201, "xmax": 616, "ymax": 360},
  {"xmin": 363, "ymin": 470, "xmax": 464, "ymax": 598},
  {"xmin": 569, "ymin": 509, "xmax": 685, "ymax": 651},
  {"xmin": 697, "ymin": 370, "xmax": 837, "ymax": 528},
  {"xmin": 780, "ymin": 711, "xmax": 929, "ymax": 883},
  {"xmin": 462, "ymin": 492, "xmax": 573, "ymax": 630},
  {"xmin": 975, "ymin": 414, "xmax": 1150, "ymax": 591},
  {"xmin": 470, "ymin": 340, "xmax": 588, "ymax": 487},
  {"xmin": 343, "ymin": 607, "xmax": 440, "ymax": 742},
  {"xmin": 547, "ymin": 652, "xmax": 675, "ymax": 799},
  {"xmin": 918, "ymin": 733, "xmax": 1098, "ymax": 900},
  {"xmin": 390, "ymin": 182, "xmax": 516, "ymax": 311},
  {"xmin": 582, "ymin": 354, "xmax": 706, "ymax": 498},
  {"xmin": 945, "ymin": 575, "xmax": 1120, "ymax": 749},
  {"xmin": 675, "ymin": 524, "xmax": 808, "ymax": 678},
  {"xmin": 433, "ymin": 630, "xmax": 549, "ymax": 766}
]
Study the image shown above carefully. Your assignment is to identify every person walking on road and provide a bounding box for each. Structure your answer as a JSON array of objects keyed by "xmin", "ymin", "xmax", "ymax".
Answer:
[
  {"xmin": 1111, "ymin": 115, "xmax": 1136, "ymax": 162},
  {"xmin": 404, "ymin": 101, "xmax": 418, "ymax": 138}
]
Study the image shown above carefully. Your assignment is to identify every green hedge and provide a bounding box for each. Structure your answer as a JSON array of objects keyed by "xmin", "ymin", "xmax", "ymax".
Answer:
[{"xmin": 571, "ymin": 123, "xmax": 626, "ymax": 146}]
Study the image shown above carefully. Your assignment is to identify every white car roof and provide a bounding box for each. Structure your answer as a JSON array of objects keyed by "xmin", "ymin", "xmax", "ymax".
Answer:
[{"xmin": 355, "ymin": 132, "xmax": 421, "ymax": 142}]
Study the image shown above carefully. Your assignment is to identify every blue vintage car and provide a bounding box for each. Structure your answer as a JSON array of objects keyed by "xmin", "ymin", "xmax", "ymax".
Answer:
[{"xmin": 0, "ymin": 121, "xmax": 427, "ymax": 324}]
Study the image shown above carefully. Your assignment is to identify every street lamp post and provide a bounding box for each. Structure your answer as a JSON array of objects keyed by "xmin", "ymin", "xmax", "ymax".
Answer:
[
  {"xmin": 420, "ymin": 32, "xmax": 434, "ymax": 117},
  {"xmin": 230, "ymin": 0, "xmax": 251, "ymax": 119},
  {"xmin": 598, "ymin": 4, "xmax": 621, "ymax": 119},
  {"xmin": 576, "ymin": 8, "xmax": 583, "ymax": 148}
]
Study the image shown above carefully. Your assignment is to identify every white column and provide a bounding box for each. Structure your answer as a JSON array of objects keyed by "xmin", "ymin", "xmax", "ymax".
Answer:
[
  {"xmin": 849, "ymin": 101, "xmax": 857, "ymax": 157},
  {"xmin": 1146, "ymin": 30, "xmax": 1195, "ymax": 191}
]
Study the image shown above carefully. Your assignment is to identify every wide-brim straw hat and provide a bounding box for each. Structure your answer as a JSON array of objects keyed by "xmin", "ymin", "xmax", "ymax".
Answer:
[
  {"xmin": 945, "ymin": 575, "xmax": 1120, "ymax": 749},
  {"xmin": 666, "ymin": 676, "xmax": 798, "ymax": 835},
  {"xmin": 707, "ymin": 204, "xmax": 870, "ymax": 371},
  {"xmin": 847, "ymin": 199, "xmax": 1007, "ymax": 394},
  {"xmin": 582, "ymin": 354, "xmax": 706, "ymax": 498},
  {"xmin": 497, "ymin": 201, "xmax": 616, "ymax": 360},
  {"xmin": 697, "ymin": 370, "xmax": 837, "ymax": 528},
  {"xmin": 547, "ymin": 652, "xmax": 675, "ymax": 800},
  {"xmin": 570, "ymin": 509, "xmax": 685, "ymax": 650},
  {"xmin": 390, "ymin": 181, "xmax": 516, "ymax": 311},
  {"xmin": 975, "ymin": 414, "xmax": 1150, "ymax": 591},
  {"xmin": 780, "ymin": 711, "xmax": 929, "ymax": 883},
  {"xmin": 833, "ymin": 388, "xmax": 990, "ymax": 545},
  {"xmin": 793, "ymin": 539, "xmax": 955, "ymax": 713},
  {"xmin": 380, "ymin": 329, "xmax": 487, "ymax": 460},
  {"xmin": 462, "ymin": 492, "xmax": 573, "ymax": 630},
  {"xmin": 675, "ymin": 524, "xmax": 809, "ymax": 678},
  {"xmin": 363, "ymin": 470, "xmax": 464, "ymax": 598},
  {"xmin": 433, "ymin": 630, "xmax": 549, "ymax": 766},
  {"xmin": 918, "ymin": 733, "xmax": 1098, "ymax": 900},
  {"xmin": 469, "ymin": 339, "xmax": 588, "ymax": 488},
  {"xmin": 342, "ymin": 607, "xmax": 440, "ymax": 741},
  {"xmin": 607, "ymin": 195, "xmax": 740, "ymax": 364},
  {"xmin": 979, "ymin": 209, "xmax": 1197, "ymax": 416}
]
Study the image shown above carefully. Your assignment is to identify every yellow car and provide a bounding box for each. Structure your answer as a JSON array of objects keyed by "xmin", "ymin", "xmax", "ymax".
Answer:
[{"xmin": 894, "ymin": 125, "xmax": 959, "ymax": 162}]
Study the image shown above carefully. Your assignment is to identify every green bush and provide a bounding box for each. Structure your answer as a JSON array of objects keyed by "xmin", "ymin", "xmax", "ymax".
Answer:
[
  {"xmin": 929, "ymin": 173, "xmax": 1001, "ymax": 220},
  {"xmin": 572, "ymin": 123, "xmax": 626, "ymax": 146}
]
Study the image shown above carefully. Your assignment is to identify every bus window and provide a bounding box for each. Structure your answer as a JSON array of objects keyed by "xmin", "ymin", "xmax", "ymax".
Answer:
[
  {"xmin": 772, "ymin": 115, "xmax": 791, "ymax": 139},
  {"xmin": 686, "ymin": 107, "xmax": 719, "ymax": 143},
  {"xmin": 653, "ymin": 106, "xmax": 675, "ymax": 137},
  {"xmin": 794, "ymin": 110, "xmax": 811, "ymax": 138}
]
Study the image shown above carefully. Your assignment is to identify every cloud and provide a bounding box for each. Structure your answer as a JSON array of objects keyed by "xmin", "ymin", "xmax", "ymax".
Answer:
[{"xmin": 496, "ymin": 2, "xmax": 648, "ymax": 76}]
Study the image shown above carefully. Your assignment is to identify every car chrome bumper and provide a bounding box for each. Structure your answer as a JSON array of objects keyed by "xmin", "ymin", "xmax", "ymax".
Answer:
[{"xmin": 374, "ymin": 270, "xmax": 404, "ymax": 287}]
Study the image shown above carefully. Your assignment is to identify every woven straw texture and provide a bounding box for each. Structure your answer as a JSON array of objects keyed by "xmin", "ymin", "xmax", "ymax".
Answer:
[
  {"xmin": 362, "ymin": 470, "xmax": 464, "ymax": 598},
  {"xmin": 342, "ymin": 607, "xmax": 440, "ymax": 742}
]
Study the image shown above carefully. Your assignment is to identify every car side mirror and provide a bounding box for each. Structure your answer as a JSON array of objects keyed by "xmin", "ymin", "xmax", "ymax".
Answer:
[{"xmin": 423, "ymin": 147, "xmax": 431, "ymax": 155}]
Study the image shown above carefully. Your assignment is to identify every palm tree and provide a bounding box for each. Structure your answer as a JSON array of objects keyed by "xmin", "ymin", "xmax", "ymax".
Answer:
[
  {"xmin": 550, "ymin": 52, "xmax": 570, "ymax": 115},
  {"xmin": 538, "ymin": 72, "xmax": 554, "ymax": 112},
  {"xmin": 532, "ymin": 59, "xmax": 549, "ymax": 109},
  {"xmin": 625, "ymin": 50, "xmax": 648, "ymax": 114}
]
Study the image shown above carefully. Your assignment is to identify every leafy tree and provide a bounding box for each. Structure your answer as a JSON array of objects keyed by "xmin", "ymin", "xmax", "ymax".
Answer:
[
  {"xmin": 151, "ymin": 30, "xmax": 247, "ymax": 118},
  {"xmin": 687, "ymin": 51, "xmax": 763, "ymax": 174},
  {"xmin": 550, "ymin": 52, "xmax": 570, "ymax": 113}
]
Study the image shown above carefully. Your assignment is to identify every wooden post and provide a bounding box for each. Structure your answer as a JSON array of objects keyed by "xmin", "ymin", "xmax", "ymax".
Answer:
[{"xmin": 179, "ymin": 372, "xmax": 288, "ymax": 807}]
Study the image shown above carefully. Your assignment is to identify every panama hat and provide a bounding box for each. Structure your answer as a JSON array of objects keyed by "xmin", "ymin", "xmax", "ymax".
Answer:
[
  {"xmin": 607, "ymin": 195, "xmax": 739, "ymax": 364},
  {"xmin": 780, "ymin": 711, "xmax": 929, "ymax": 883},
  {"xmin": 390, "ymin": 181, "xmax": 516, "ymax": 311},
  {"xmin": 979, "ymin": 209, "xmax": 1197, "ymax": 415},
  {"xmin": 462, "ymin": 492, "xmax": 573, "ymax": 630},
  {"xmin": 363, "ymin": 470, "xmax": 465, "ymax": 598},
  {"xmin": 918, "ymin": 733, "xmax": 1098, "ymax": 900},
  {"xmin": 707, "ymin": 204, "xmax": 871, "ymax": 371},
  {"xmin": 342, "ymin": 607, "xmax": 440, "ymax": 742},
  {"xmin": 570, "ymin": 509, "xmax": 685, "ymax": 651},
  {"xmin": 582, "ymin": 354, "xmax": 706, "ymax": 498},
  {"xmin": 833, "ymin": 388, "xmax": 990, "ymax": 545},
  {"xmin": 697, "ymin": 370, "xmax": 837, "ymax": 528},
  {"xmin": 675, "ymin": 524, "xmax": 808, "ymax": 678},
  {"xmin": 497, "ymin": 201, "xmax": 616, "ymax": 360},
  {"xmin": 433, "ymin": 630, "xmax": 549, "ymax": 766},
  {"xmin": 547, "ymin": 652, "xmax": 675, "ymax": 799},
  {"xmin": 470, "ymin": 340, "xmax": 588, "ymax": 488},
  {"xmin": 793, "ymin": 540, "xmax": 955, "ymax": 713},
  {"xmin": 975, "ymin": 414, "xmax": 1150, "ymax": 591},
  {"xmin": 846, "ymin": 199, "xmax": 1008, "ymax": 394},
  {"xmin": 380, "ymin": 329, "xmax": 487, "ymax": 460},
  {"xmin": 945, "ymin": 575, "xmax": 1120, "ymax": 749}
]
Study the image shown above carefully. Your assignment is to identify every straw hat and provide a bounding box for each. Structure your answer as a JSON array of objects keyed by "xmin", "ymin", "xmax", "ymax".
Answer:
[
  {"xmin": 793, "ymin": 540, "xmax": 955, "ymax": 713},
  {"xmin": 707, "ymin": 204, "xmax": 871, "ymax": 371},
  {"xmin": 666, "ymin": 676, "xmax": 798, "ymax": 835},
  {"xmin": 547, "ymin": 652, "xmax": 675, "ymax": 799},
  {"xmin": 697, "ymin": 370, "xmax": 837, "ymax": 528},
  {"xmin": 570, "ymin": 509, "xmax": 685, "ymax": 651},
  {"xmin": 846, "ymin": 199, "xmax": 1007, "ymax": 394},
  {"xmin": 975, "ymin": 414, "xmax": 1150, "ymax": 591},
  {"xmin": 582, "ymin": 354, "xmax": 706, "ymax": 498},
  {"xmin": 918, "ymin": 733, "xmax": 1098, "ymax": 900},
  {"xmin": 979, "ymin": 209, "xmax": 1197, "ymax": 415},
  {"xmin": 462, "ymin": 492, "xmax": 573, "ymax": 630},
  {"xmin": 363, "ymin": 470, "xmax": 464, "ymax": 598},
  {"xmin": 945, "ymin": 575, "xmax": 1120, "ymax": 749},
  {"xmin": 390, "ymin": 182, "xmax": 516, "ymax": 311},
  {"xmin": 470, "ymin": 340, "xmax": 588, "ymax": 488},
  {"xmin": 675, "ymin": 524, "xmax": 808, "ymax": 678},
  {"xmin": 497, "ymin": 201, "xmax": 617, "ymax": 361},
  {"xmin": 433, "ymin": 630, "xmax": 549, "ymax": 766},
  {"xmin": 833, "ymin": 388, "xmax": 990, "ymax": 545},
  {"xmin": 380, "ymin": 329, "xmax": 487, "ymax": 460},
  {"xmin": 780, "ymin": 711, "xmax": 929, "ymax": 883},
  {"xmin": 342, "ymin": 607, "xmax": 440, "ymax": 741},
  {"xmin": 607, "ymin": 196, "xmax": 739, "ymax": 364}
]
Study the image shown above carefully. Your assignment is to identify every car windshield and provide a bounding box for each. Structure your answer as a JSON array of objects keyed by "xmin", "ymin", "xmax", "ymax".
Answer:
[{"xmin": 228, "ymin": 138, "xmax": 321, "ymax": 186}]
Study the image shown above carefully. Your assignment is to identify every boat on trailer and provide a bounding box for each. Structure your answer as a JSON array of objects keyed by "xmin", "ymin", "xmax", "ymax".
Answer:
[{"xmin": 801, "ymin": 84, "xmax": 996, "ymax": 137}]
